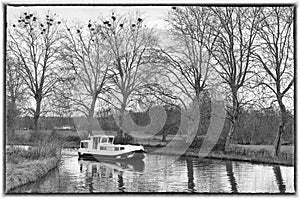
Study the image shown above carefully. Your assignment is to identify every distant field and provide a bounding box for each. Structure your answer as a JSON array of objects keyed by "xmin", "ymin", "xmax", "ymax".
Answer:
[
  {"xmin": 14, "ymin": 130, "xmax": 78, "ymax": 139},
  {"xmin": 13, "ymin": 129, "xmax": 120, "ymax": 138},
  {"xmin": 135, "ymin": 134, "xmax": 187, "ymax": 146},
  {"xmin": 234, "ymin": 144, "xmax": 294, "ymax": 154},
  {"xmin": 12, "ymin": 130, "xmax": 180, "ymax": 146}
]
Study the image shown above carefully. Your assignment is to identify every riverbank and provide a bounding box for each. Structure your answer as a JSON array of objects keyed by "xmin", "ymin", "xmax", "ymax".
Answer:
[
  {"xmin": 6, "ymin": 133, "xmax": 63, "ymax": 193},
  {"xmin": 6, "ymin": 157, "xmax": 60, "ymax": 192},
  {"xmin": 7, "ymin": 137, "xmax": 294, "ymax": 167},
  {"xmin": 7, "ymin": 139, "xmax": 79, "ymax": 149},
  {"xmin": 144, "ymin": 144, "xmax": 294, "ymax": 166}
]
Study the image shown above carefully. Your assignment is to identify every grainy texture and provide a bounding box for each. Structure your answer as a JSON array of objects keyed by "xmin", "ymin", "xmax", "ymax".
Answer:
[
  {"xmin": 145, "ymin": 144, "xmax": 294, "ymax": 166},
  {"xmin": 6, "ymin": 157, "xmax": 60, "ymax": 192}
]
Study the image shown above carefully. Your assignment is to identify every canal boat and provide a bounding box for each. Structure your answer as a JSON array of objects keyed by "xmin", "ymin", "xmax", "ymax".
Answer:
[{"xmin": 78, "ymin": 135, "xmax": 145, "ymax": 160}]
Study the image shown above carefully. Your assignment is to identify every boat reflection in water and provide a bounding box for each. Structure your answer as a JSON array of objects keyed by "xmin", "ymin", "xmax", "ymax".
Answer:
[
  {"xmin": 78, "ymin": 156, "xmax": 145, "ymax": 174},
  {"xmin": 78, "ymin": 156, "xmax": 145, "ymax": 192}
]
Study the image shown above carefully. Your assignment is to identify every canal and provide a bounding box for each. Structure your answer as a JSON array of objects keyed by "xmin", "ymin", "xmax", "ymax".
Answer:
[{"xmin": 11, "ymin": 149, "xmax": 295, "ymax": 193}]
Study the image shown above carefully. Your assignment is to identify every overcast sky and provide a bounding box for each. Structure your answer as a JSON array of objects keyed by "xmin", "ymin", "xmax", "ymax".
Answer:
[
  {"xmin": 7, "ymin": 5, "xmax": 171, "ymax": 29},
  {"xmin": 5, "ymin": 4, "xmax": 295, "ymax": 113}
]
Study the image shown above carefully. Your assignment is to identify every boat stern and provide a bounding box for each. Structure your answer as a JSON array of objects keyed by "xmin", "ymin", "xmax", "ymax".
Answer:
[{"xmin": 130, "ymin": 145, "xmax": 145, "ymax": 153}]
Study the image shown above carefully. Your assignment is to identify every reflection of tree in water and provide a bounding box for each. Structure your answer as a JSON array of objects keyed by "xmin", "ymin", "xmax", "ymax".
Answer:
[
  {"xmin": 225, "ymin": 161, "xmax": 238, "ymax": 193},
  {"xmin": 134, "ymin": 172, "xmax": 161, "ymax": 192},
  {"xmin": 79, "ymin": 158, "xmax": 147, "ymax": 192},
  {"xmin": 273, "ymin": 166, "xmax": 286, "ymax": 193},
  {"xmin": 83, "ymin": 162, "xmax": 117, "ymax": 192},
  {"xmin": 186, "ymin": 158, "xmax": 195, "ymax": 192},
  {"xmin": 192, "ymin": 159, "xmax": 230, "ymax": 192},
  {"xmin": 118, "ymin": 171, "xmax": 125, "ymax": 192},
  {"xmin": 83, "ymin": 163, "xmax": 98, "ymax": 192},
  {"xmin": 85, "ymin": 164, "xmax": 97, "ymax": 193}
]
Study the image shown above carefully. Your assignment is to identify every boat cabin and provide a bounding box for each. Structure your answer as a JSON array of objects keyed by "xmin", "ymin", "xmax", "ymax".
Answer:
[{"xmin": 80, "ymin": 135, "xmax": 125, "ymax": 151}]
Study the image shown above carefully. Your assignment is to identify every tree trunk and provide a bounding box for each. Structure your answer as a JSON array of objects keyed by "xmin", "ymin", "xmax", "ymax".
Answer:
[
  {"xmin": 31, "ymin": 96, "xmax": 42, "ymax": 140},
  {"xmin": 225, "ymin": 90, "xmax": 238, "ymax": 152},
  {"xmin": 33, "ymin": 98, "xmax": 42, "ymax": 131},
  {"xmin": 87, "ymin": 115, "xmax": 94, "ymax": 137},
  {"xmin": 7, "ymin": 98, "xmax": 17, "ymax": 139},
  {"xmin": 8, "ymin": 98, "xmax": 17, "ymax": 130},
  {"xmin": 195, "ymin": 90, "xmax": 202, "ymax": 135},
  {"xmin": 162, "ymin": 130, "xmax": 167, "ymax": 142},
  {"xmin": 273, "ymin": 125, "xmax": 284, "ymax": 157},
  {"xmin": 118, "ymin": 102, "xmax": 126, "ymax": 138},
  {"xmin": 273, "ymin": 99, "xmax": 287, "ymax": 157},
  {"xmin": 225, "ymin": 121, "xmax": 236, "ymax": 152},
  {"xmin": 87, "ymin": 96, "xmax": 97, "ymax": 136}
]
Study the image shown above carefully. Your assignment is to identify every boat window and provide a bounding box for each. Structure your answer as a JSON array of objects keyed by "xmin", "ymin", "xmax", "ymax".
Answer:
[
  {"xmin": 81, "ymin": 142, "xmax": 88, "ymax": 148},
  {"xmin": 120, "ymin": 147, "xmax": 125, "ymax": 150},
  {"xmin": 100, "ymin": 146, "xmax": 107, "ymax": 150},
  {"xmin": 108, "ymin": 137, "xmax": 113, "ymax": 144},
  {"xmin": 101, "ymin": 138, "xmax": 108, "ymax": 143},
  {"xmin": 114, "ymin": 147, "xmax": 119, "ymax": 151},
  {"xmin": 93, "ymin": 137, "xmax": 98, "ymax": 149}
]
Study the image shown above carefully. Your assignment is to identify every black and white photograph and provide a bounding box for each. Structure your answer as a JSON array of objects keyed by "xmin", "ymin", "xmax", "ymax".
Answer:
[{"xmin": 3, "ymin": 3, "xmax": 296, "ymax": 194}]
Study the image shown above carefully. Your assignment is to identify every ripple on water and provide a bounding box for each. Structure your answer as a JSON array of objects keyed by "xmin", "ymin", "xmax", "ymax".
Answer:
[{"xmin": 10, "ymin": 151, "xmax": 295, "ymax": 193}]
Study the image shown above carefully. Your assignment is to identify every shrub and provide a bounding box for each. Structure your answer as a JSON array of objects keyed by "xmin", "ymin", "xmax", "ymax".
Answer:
[
  {"xmin": 6, "ymin": 132, "xmax": 63, "ymax": 161},
  {"xmin": 212, "ymin": 138, "xmax": 226, "ymax": 151},
  {"xmin": 6, "ymin": 147, "xmax": 29, "ymax": 164},
  {"xmin": 114, "ymin": 133, "xmax": 135, "ymax": 144},
  {"xmin": 34, "ymin": 134, "xmax": 63, "ymax": 159},
  {"xmin": 64, "ymin": 135, "xmax": 81, "ymax": 142},
  {"xmin": 6, "ymin": 154, "xmax": 23, "ymax": 164},
  {"xmin": 189, "ymin": 136, "xmax": 205, "ymax": 149}
]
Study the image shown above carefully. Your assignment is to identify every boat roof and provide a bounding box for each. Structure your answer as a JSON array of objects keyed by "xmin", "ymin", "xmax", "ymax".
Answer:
[{"xmin": 89, "ymin": 135, "xmax": 115, "ymax": 138}]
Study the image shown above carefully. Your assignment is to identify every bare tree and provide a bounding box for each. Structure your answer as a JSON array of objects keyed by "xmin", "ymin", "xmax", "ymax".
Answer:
[
  {"xmin": 47, "ymin": 77, "xmax": 73, "ymax": 118},
  {"xmin": 98, "ymin": 12, "xmax": 158, "ymax": 137},
  {"xmin": 134, "ymin": 83, "xmax": 181, "ymax": 110},
  {"xmin": 158, "ymin": 6, "xmax": 217, "ymax": 105},
  {"xmin": 6, "ymin": 53, "xmax": 28, "ymax": 132},
  {"xmin": 253, "ymin": 7, "xmax": 294, "ymax": 157},
  {"xmin": 7, "ymin": 12, "xmax": 63, "ymax": 133},
  {"xmin": 60, "ymin": 20, "xmax": 111, "ymax": 134},
  {"xmin": 209, "ymin": 7, "xmax": 262, "ymax": 151},
  {"xmin": 147, "ymin": 6, "xmax": 220, "ymax": 139}
]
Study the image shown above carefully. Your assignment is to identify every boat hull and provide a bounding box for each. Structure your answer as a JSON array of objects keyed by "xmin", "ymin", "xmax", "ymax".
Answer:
[{"xmin": 78, "ymin": 149, "xmax": 145, "ymax": 161}]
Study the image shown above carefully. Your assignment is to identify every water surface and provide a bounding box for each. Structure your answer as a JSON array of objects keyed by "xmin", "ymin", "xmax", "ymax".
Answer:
[{"xmin": 11, "ymin": 149, "xmax": 295, "ymax": 193}]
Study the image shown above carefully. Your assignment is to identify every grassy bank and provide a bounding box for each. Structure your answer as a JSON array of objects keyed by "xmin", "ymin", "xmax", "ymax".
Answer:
[
  {"xmin": 6, "ymin": 133, "xmax": 63, "ymax": 192},
  {"xmin": 7, "ymin": 139, "xmax": 79, "ymax": 149},
  {"xmin": 144, "ymin": 144, "xmax": 294, "ymax": 166},
  {"xmin": 7, "ymin": 130, "xmax": 80, "ymax": 148},
  {"xmin": 6, "ymin": 157, "xmax": 60, "ymax": 192}
]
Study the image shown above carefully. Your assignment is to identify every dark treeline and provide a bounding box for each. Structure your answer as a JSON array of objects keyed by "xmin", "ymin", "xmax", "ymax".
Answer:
[{"xmin": 11, "ymin": 106, "xmax": 294, "ymax": 147}]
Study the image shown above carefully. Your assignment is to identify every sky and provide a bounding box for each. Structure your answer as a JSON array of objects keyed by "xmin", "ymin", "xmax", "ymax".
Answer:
[
  {"xmin": 5, "ymin": 4, "xmax": 295, "ymax": 113},
  {"xmin": 7, "ymin": 5, "xmax": 171, "ymax": 29},
  {"xmin": 6, "ymin": 5, "xmax": 175, "ymax": 116}
]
